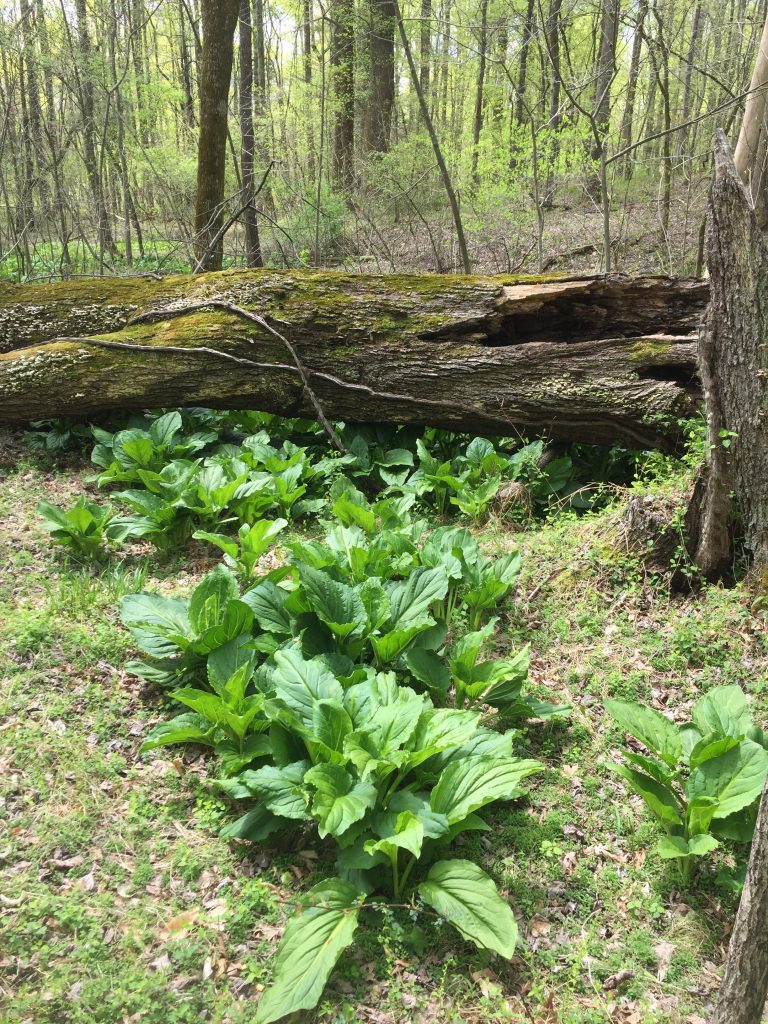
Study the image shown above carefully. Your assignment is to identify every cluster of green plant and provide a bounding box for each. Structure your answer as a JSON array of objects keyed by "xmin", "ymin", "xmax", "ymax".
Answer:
[
  {"xmin": 121, "ymin": 556, "xmax": 543, "ymax": 1022},
  {"xmin": 606, "ymin": 685, "xmax": 768, "ymax": 880},
  {"xmin": 35, "ymin": 408, "xmax": 669, "ymax": 568},
  {"xmin": 37, "ymin": 498, "xmax": 132, "ymax": 558},
  {"xmin": 34, "ymin": 408, "xmax": 748, "ymax": 1024},
  {"xmin": 116, "ymin": 472, "xmax": 569, "ymax": 1020},
  {"xmin": 23, "ymin": 418, "xmax": 93, "ymax": 453}
]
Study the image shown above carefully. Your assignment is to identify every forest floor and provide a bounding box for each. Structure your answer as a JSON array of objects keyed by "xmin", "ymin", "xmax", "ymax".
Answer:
[{"xmin": 2, "ymin": 440, "xmax": 766, "ymax": 1024}]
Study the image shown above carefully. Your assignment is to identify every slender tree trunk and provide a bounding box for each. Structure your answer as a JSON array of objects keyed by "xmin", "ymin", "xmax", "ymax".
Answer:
[
  {"xmin": 330, "ymin": 0, "xmax": 355, "ymax": 187},
  {"xmin": 239, "ymin": 0, "xmax": 262, "ymax": 266},
  {"xmin": 438, "ymin": 0, "xmax": 451, "ymax": 128},
  {"xmin": 419, "ymin": 0, "xmax": 431, "ymax": 96},
  {"xmin": 592, "ymin": 0, "xmax": 618, "ymax": 159},
  {"xmin": 18, "ymin": 0, "xmax": 48, "ymax": 220},
  {"xmin": 618, "ymin": 0, "xmax": 647, "ymax": 178},
  {"xmin": 677, "ymin": 1, "xmax": 703, "ymax": 159},
  {"xmin": 509, "ymin": 0, "xmax": 535, "ymax": 171},
  {"xmin": 302, "ymin": 0, "xmax": 315, "ymax": 178},
  {"xmin": 109, "ymin": 5, "xmax": 133, "ymax": 267},
  {"xmin": 193, "ymin": 0, "xmax": 240, "ymax": 272},
  {"xmin": 74, "ymin": 0, "xmax": 116, "ymax": 265},
  {"xmin": 544, "ymin": 0, "xmax": 562, "ymax": 204},
  {"xmin": 470, "ymin": 0, "xmax": 488, "ymax": 188},
  {"xmin": 179, "ymin": 1, "xmax": 196, "ymax": 130},
  {"xmin": 734, "ymin": 11, "xmax": 768, "ymax": 225},
  {"xmin": 514, "ymin": 0, "xmax": 534, "ymax": 128},
  {"xmin": 394, "ymin": 0, "xmax": 471, "ymax": 272}
]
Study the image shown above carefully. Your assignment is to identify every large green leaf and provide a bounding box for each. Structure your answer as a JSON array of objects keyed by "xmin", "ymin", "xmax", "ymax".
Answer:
[
  {"xmin": 242, "ymin": 579, "xmax": 294, "ymax": 635},
  {"xmin": 687, "ymin": 739, "xmax": 768, "ymax": 818},
  {"xmin": 692, "ymin": 685, "xmax": 753, "ymax": 740},
  {"xmin": 605, "ymin": 699, "xmax": 682, "ymax": 767},
  {"xmin": 192, "ymin": 600, "xmax": 254, "ymax": 654},
  {"xmin": 418, "ymin": 859, "xmax": 517, "ymax": 957},
  {"xmin": 140, "ymin": 713, "xmax": 217, "ymax": 752},
  {"xmin": 188, "ymin": 565, "xmax": 240, "ymax": 635},
  {"xmin": 449, "ymin": 619, "xmax": 496, "ymax": 678},
  {"xmin": 370, "ymin": 624, "xmax": 433, "ymax": 663},
  {"xmin": 220, "ymin": 805, "xmax": 288, "ymax": 842},
  {"xmin": 305, "ymin": 763, "xmax": 377, "ymax": 838},
  {"xmin": 312, "ymin": 699, "xmax": 354, "ymax": 759},
  {"xmin": 299, "ymin": 565, "xmax": 367, "ymax": 640},
  {"xmin": 405, "ymin": 649, "xmax": 451, "ymax": 695},
  {"xmin": 242, "ymin": 761, "xmax": 312, "ymax": 820},
  {"xmin": 407, "ymin": 709, "xmax": 482, "ymax": 765},
  {"xmin": 114, "ymin": 428, "xmax": 155, "ymax": 468},
  {"xmin": 386, "ymin": 567, "xmax": 449, "ymax": 629},
  {"xmin": 148, "ymin": 410, "xmax": 182, "ymax": 448},
  {"xmin": 355, "ymin": 690, "xmax": 426, "ymax": 756},
  {"xmin": 608, "ymin": 762, "xmax": 683, "ymax": 826},
  {"xmin": 255, "ymin": 879, "xmax": 360, "ymax": 1024},
  {"xmin": 272, "ymin": 649, "xmax": 344, "ymax": 727},
  {"xmin": 119, "ymin": 592, "xmax": 191, "ymax": 657},
  {"xmin": 364, "ymin": 810, "xmax": 425, "ymax": 860},
  {"xmin": 430, "ymin": 755, "xmax": 542, "ymax": 823},
  {"xmin": 385, "ymin": 791, "xmax": 450, "ymax": 840}
]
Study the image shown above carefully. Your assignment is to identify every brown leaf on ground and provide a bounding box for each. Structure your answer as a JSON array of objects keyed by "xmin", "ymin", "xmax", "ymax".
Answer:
[{"xmin": 160, "ymin": 907, "xmax": 201, "ymax": 939}]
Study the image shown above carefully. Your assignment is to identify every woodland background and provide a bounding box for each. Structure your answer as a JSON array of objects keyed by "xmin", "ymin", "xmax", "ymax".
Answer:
[{"xmin": 0, "ymin": 0, "xmax": 759, "ymax": 280}]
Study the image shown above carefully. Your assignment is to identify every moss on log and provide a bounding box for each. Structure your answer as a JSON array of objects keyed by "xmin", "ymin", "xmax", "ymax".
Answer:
[{"xmin": 0, "ymin": 269, "xmax": 708, "ymax": 447}]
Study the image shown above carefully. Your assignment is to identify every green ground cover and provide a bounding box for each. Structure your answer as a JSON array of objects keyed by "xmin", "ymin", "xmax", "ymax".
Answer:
[{"xmin": 1, "ymin": 419, "xmax": 765, "ymax": 1024}]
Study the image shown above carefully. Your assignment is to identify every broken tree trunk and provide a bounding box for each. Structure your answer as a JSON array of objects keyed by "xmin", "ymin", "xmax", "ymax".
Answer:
[
  {"xmin": 687, "ymin": 131, "xmax": 768, "ymax": 576},
  {"xmin": 712, "ymin": 778, "xmax": 768, "ymax": 1024},
  {"xmin": 0, "ymin": 271, "xmax": 707, "ymax": 448}
]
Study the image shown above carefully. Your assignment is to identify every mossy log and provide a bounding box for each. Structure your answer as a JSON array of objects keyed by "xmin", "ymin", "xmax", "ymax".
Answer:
[{"xmin": 0, "ymin": 269, "xmax": 708, "ymax": 447}]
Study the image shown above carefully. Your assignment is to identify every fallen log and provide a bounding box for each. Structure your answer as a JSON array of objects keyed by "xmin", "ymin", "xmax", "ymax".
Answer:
[{"xmin": 0, "ymin": 270, "xmax": 708, "ymax": 448}]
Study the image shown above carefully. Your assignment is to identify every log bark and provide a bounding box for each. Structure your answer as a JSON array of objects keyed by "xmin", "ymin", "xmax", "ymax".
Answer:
[
  {"xmin": 712, "ymin": 778, "xmax": 768, "ymax": 1024},
  {"xmin": 688, "ymin": 131, "xmax": 768, "ymax": 575},
  {"xmin": 0, "ymin": 271, "xmax": 708, "ymax": 447}
]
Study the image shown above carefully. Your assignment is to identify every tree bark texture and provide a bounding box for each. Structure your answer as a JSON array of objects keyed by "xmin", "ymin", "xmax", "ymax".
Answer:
[
  {"xmin": 0, "ymin": 271, "xmax": 707, "ymax": 447},
  {"xmin": 238, "ymin": 0, "xmax": 262, "ymax": 267},
  {"xmin": 688, "ymin": 131, "xmax": 768, "ymax": 574},
  {"xmin": 712, "ymin": 779, "xmax": 768, "ymax": 1024},
  {"xmin": 362, "ymin": 0, "xmax": 396, "ymax": 154},
  {"xmin": 194, "ymin": 0, "xmax": 240, "ymax": 272},
  {"xmin": 331, "ymin": 0, "xmax": 355, "ymax": 187}
]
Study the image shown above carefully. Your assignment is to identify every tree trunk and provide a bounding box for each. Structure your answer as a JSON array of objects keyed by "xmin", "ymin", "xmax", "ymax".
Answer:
[
  {"xmin": 419, "ymin": 0, "xmax": 431, "ymax": 96},
  {"xmin": 361, "ymin": 0, "xmax": 396, "ymax": 154},
  {"xmin": 592, "ymin": 0, "xmax": 618, "ymax": 158},
  {"xmin": 688, "ymin": 130, "xmax": 768, "ymax": 577},
  {"xmin": 470, "ymin": 0, "xmax": 488, "ymax": 188},
  {"xmin": 193, "ymin": 0, "xmax": 240, "ymax": 272},
  {"xmin": 73, "ymin": 0, "xmax": 116, "ymax": 264},
  {"xmin": 618, "ymin": 0, "xmax": 647, "ymax": 178},
  {"xmin": 712, "ymin": 779, "xmax": 768, "ymax": 1024},
  {"xmin": 544, "ymin": 0, "xmax": 562, "ymax": 205},
  {"xmin": 0, "ymin": 271, "xmax": 706, "ymax": 446},
  {"xmin": 394, "ymin": 0, "xmax": 471, "ymax": 273},
  {"xmin": 238, "ymin": 0, "xmax": 262, "ymax": 267},
  {"xmin": 734, "ymin": 11, "xmax": 768, "ymax": 227},
  {"xmin": 331, "ymin": 0, "xmax": 355, "ymax": 188}
]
